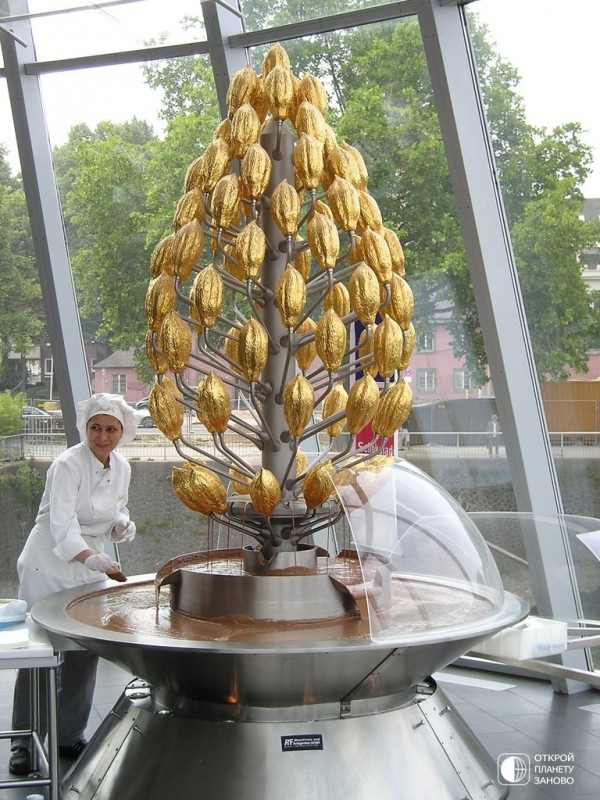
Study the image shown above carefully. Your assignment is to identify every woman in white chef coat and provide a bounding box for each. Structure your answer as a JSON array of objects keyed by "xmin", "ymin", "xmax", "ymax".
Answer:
[{"xmin": 9, "ymin": 393, "xmax": 139, "ymax": 776}]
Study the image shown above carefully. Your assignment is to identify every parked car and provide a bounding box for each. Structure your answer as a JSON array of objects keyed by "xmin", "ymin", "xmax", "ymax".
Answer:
[
  {"xmin": 135, "ymin": 397, "xmax": 149, "ymax": 410},
  {"xmin": 130, "ymin": 406, "xmax": 155, "ymax": 428},
  {"xmin": 21, "ymin": 406, "xmax": 54, "ymax": 432}
]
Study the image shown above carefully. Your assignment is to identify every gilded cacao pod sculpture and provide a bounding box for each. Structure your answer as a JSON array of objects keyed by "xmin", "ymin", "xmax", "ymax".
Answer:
[
  {"xmin": 381, "ymin": 273, "xmax": 414, "ymax": 330},
  {"xmin": 261, "ymin": 42, "xmax": 291, "ymax": 78},
  {"xmin": 145, "ymin": 273, "xmax": 176, "ymax": 332},
  {"xmin": 296, "ymin": 72, "xmax": 328, "ymax": 116},
  {"xmin": 399, "ymin": 322, "xmax": 416, "ymax": 371},
  {"xmin": 349, "ymin": 262, "xmax": 381, "ymax": 325},
  {"xmin": 372, "ymin": 380, "xmax": 413, "ymax": 438},
  {"xmin": 357, "ymin": 190, "xmax": 383, "ymax": 233},
  {"xmin": 173, "ymin": 188, "xmax": 205, "ymax": 230},
  {"xmin": 303, "ymin": 461, "xmax": 335, "ymax": 510},
  {"xmin": 307, "ymin": 212, "xmax": 340, "ymax": 270},
  {"xmin": 196, "ymin": 372, "xmax": 231, "ymax": 434},
  {"xmin": 275, "ymin": 266, "xmax": 306, "ymax": 327},
  {"xmin": 294, "ymin": 100, "xmax": 327, "ymax": 143},
  {"xmin": 236, "ymin": 220, "xmax": 267, "ymax": 281},
  {"xmin": 315, "ymin": 308, "xmax": 347, "ymax": 372},
  {"xmin": 226, "ymin": 64, "xmax": 258, "ymax": 117},
  {"xmin": 198, "ymin": 138, "xmax": 231, "ymax": 194},
  {"xmin": 172, "ymin": 219, "xmax": 204, "ymax": 283},
  {"xmin": 373, "ymin": 316, "xmax": 403, "ymax": 378},
  {"xmin": 271, "ymin": 179, "xmax": 301, "ymax": 237},
  {"xmin": 327, "ymin": 177, "xmax": 361, "ymax": 232},
  {"xmin": 250, "ymin": 468, "xmax": 282, "ymax": 517},
  {"xmin": 190, "ymin": 265, "xmax": 223, "ymax": 328},
  {"xmin": 150, "ymin": 233, "xmax": 174, "ymax": 278},
  {"xmin": 157, "ymin": 312, "xmax": 192, "ymax": 375},
  {"xmin": 361, "ymin": 226, "xmax": 393, "ymax": 284},
  {"xmin": 211, "ymin": 173, "xmax": 241, "ymax": 230},
  {"xmin": 238, "ymin": 317, "xmax": 269, "ymax": 382},
  {"xmin": 172, "ymin": 460, "xmax": 228, "ymax": 516},
  {"xmin": 323, "ymin": 282, "xmax": 350, "ymax": 319},
  {"xmin": 230, "ymin": 103, "xmax": 261, "ymax": 159},
  {"xmin": 148, "ymin": 377, "xmax": 185, "ymax": 441},
  {"xmin": 295, "ymin": 317, "xmax": 317, "ymax": 371},
  {"xmin": 346, "ymin": 373, "xmax": 380, "ymax": 434},
  {"xmin": 145, "ymin": 329, "xmax": 169, "ymax": 376},
  {"xmin": 340, "ymin": 142, "xmax": 368, "ymax": 190},
  {"xmin": 382, "ymin": 227, "xmax": 405, "ymax": 275},
  {"xmin": 294, "ymin": 133, "xmax": 324, "ymax": 191},
  {"xmin": 358, "ymin": 326, "xmax": 378, "ymax": 377},
  {"xmin": 264, "ymin": 64, "xmax": 294, "ymax": 120},
  {"xmin": 322, "ymin": 384, "xmax": 348, "ymax": 438},
  {"xmin": 283, "ymin": 374, "xmax": 315, "ymax": 437},
  {"xmin": 240, "ymin": 143, "xmax": 272, "ymax": 200}
]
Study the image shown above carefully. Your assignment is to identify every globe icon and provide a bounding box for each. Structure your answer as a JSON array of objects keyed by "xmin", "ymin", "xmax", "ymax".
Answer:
[{"xmin": 499, "ymin": 754, "xmax": 529, "ymax": 784}]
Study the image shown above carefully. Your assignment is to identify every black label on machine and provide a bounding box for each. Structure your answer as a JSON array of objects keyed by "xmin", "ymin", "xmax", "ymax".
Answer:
[{"xmin": 281, "ymin": 734, "xmax": 324, "ymax": 752}]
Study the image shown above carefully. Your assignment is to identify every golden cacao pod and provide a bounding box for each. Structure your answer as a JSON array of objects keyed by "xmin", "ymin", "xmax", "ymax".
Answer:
[
  {"xmin": 323, "ymin": 123, "xmax": 337, "ymax": 158},
  {"xmin": 283, "ymin": 374, "xmax": 315, "ymax": 437},
  {"xmin": 297, "ymin": 72, "xmax": 328, "ymax": 115},
  {"xmin": 358, "ymin": 326, "xmax": 377, "ymax": 377},
  {"xmin": 172, "ymin": 219, "xmax": 204, "ymax": 283},
  {"xmin": 222, "ymin": 242, "xmax": 245, "ymax": 282},
  {"xmin": 349, "ymin": 233, "xmax": 364, "ymax": 265},
  {"xmin": 198, "ymin": 138, "xmax": 231, "ymax": 194},
  {"xmin": 327, "ymin": 145, "xmax": 361, "ymax": 188},
  {"xmin": 382, "ymin": 273, "xmax": 414, "ymax": 330},
  {"xmin": 145, "ymin": 273, "xmax": 176, "ymax": 332},
  {"xmin": 399, "ymin": 322, "xmax": 416, "ymax": 371},
  {"xmin": 215, "ymin": 117, "xmax": 232, "ymax": 146},
  {"xmin": 295, "ymin": 317, "xmax": 317, "ymax": 371},
  {"xmin": 183, "ymin": 156, "xmax": 204, "ymax": 194},
  {"xmin": 230, "ymin": 103, "xmax": 260, "ymax": 159},
  {"xmin": 358, "ymin": 190, "xmax": 383, "ymax": 233},
  {"xmin": 295, "ymin": 449, "xmax": 308, "ymax": 476},
  {"xmin": 271, "ymin": 179, "xmax": 301, "ymax": 237},
  {"xmin": 307, "ymin": 212, "xmax": 340, "ymax": 270},
  {"xmin": 226, "ymin": 64, "xmax": 259, "ymax": 117},
  {"xmin": 340, "ymin": 142, "xmax": 368, "ymax": 190},
  {"xmin": 240, "ymin": 143, "xmax": 271, "ymax": 199},
  {"xmin": 294, "ymin": 236, "xmax": 312, "ymax": 280},
  {"xmin": 346, "ymin": 373, "xmax": 380, "ymax": 434},
  {"xmin": 313, "ymin": 199, "xmax": 334, "ymax": 220},
  {"xmin": 229, "ymin": 467, "xmax": 250, "ymax": 494},
  {"xmin": 261, "ymin": 42, "xmax": 291, "ymax": 78},
  {"xmin": 145, "ymin": 329, "xmax": 169, "ymax": 375},
  {"xmin": 190, "ymin": 265, "xmax": 223, "ymax": 328},
  {"xmin": 264, "ymin": 64, "xmax": 294, "ymax": 120},
  {"xmin": 250, "ymin": 468, "xmax": 282, "ymax": 517},
  {"xmin": 148, "ymin": 377, "xmax": 185, "ymax": 441},
  {"xmin": 211, "ymin": 173, "xmax": 241, "ymax": 230},
  {"xmin": 349, "ymin": 262, "xmax": 381, "ymax": 325},
  {"xmin": 324, "ymin": 281, "xmax": 350, "ymax": 319},
  {"xmin": 157, "ymin": 312, "xmax": 192, "ymax": 374},
  {"xmin": 251, "ymin": 76, "xmax": 271, "ymax": 122},
  {"xmin": 294, "ymin": 133, "xmax": 324, "ymax": 190},
  {"xmin": 275, "ymin": 266, "xmax": 306, "ymax": 327},
  {"xmin": 372, "ymin": 380, "xmax": 413, "ymax": 438},
  {"xmin": 235, "ymin": 220, "xmax": 267, "ymax": 280},
  {"xmin": 382, "ymin": 227, "xmax": 405, "ymax": 275},
  {"xmin": 196, "ymin": 372, "xmax": 231, "ymax": 434},
  {"xmin": 373, "ymin": 316, "xmax": 403, "ymax": 378},
  {"xmin": 238, "ymin": 317, "xmax": 269, "ymax": 382},
  {"xmin": 315, "ymin": 308, "xmax": 347, "ymax": 372},
  {"xmin": 294, "ymin": 101, "xmax": 327, "ymax": 143},
  {"xmin": 173, "ymin": 188, "xmax": 204, "ymax": 231},
  {"xmin": 361, "ymin": 226, "xmax": 392, "ymax": 284},
  {"xmin": 150, "ymin": 233, "xmax": 174, "ymax": 278},
  {"xmin": 172, "ymin": 461, "xmax": 228, "ymax": 516},
  {"xmin": 303, "ymin": 461, "xmax": 335, "ymax": 510},
  {"xmin": 224, "ymin": 326, "xmax": 241, "ymax": 374},
  {"xmin": 327, "ymin": 177, "xmax": 361, "ymax": 232},
  {"xmin": 322, "ymin": 384, "xmax": 348, "ymax": 438}
]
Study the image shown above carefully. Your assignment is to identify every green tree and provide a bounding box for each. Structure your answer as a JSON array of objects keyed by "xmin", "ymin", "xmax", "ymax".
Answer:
[
  {"xmin": 0, "ymin": 390, "xmax": 24, "ymax": 435},
  {"xmin": 0, "ymin": 145, "xmax": 44, "ymax": 389}
]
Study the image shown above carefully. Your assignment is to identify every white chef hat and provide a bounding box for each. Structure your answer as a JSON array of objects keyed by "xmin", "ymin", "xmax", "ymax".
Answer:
[{"xmin": 76, "ymin": 393, "xmax": 140, "ymax": 446}]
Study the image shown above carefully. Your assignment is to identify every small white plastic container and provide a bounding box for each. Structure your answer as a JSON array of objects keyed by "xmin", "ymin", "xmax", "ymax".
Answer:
[{"xmin": 472, "ymin": 616, "xmax": 568, "ymax": 660}]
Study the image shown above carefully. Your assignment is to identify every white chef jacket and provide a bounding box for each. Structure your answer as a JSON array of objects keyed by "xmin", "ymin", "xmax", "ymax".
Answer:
[{"xmin": 17, "ymin": 442, "xmax": 131, "ymax": 607}]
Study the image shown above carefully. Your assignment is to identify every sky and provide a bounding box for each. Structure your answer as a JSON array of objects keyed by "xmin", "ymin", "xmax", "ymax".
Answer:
[{"xmin": 0, "ymin": 0, "xmax": 599, "ymax": 197}]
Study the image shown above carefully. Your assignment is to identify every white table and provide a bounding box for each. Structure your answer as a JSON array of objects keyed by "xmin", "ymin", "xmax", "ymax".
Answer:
[{"xmin": 0, "ymin": 616, "xmax": 59, "ymax": 800}]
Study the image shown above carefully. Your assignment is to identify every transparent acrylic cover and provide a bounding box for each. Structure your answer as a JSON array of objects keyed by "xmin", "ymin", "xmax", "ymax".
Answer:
[{"xmin": 332, "ymin": 457, "xmax": 507, "ymax": 643}]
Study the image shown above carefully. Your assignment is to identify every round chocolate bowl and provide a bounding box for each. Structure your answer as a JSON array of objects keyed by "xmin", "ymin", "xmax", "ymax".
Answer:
[{"xmin": 33, "ymin": 460, "xmax": 527, "ymax": 800}]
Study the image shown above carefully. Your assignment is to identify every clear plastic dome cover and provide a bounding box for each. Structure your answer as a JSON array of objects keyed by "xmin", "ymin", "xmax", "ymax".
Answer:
[{"xmin": 332, "ymin": 457, "xmax": 507, "ymax": 643}]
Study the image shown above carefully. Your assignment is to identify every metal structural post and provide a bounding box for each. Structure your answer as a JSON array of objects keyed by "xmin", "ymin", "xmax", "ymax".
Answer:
[
  {"xmin": 417, "ymin": 0, "xmax": 588, "ymax": 688},
  {"xmin": 0, "ymin": 0, "xmax": 90, "ymax": 444},
  {"xmin": 201, "ymin": 0, "xmax": 248, "ymax": 120}
]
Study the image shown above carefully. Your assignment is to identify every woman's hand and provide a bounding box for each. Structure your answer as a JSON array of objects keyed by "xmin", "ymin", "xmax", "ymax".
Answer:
[
  {"xmin": 84, "ymin": 553, "xmax": 116, "ymax": 573},
  {"xmin": 112, "ymin": 519, "xmax": 136, "ymax": 543}
]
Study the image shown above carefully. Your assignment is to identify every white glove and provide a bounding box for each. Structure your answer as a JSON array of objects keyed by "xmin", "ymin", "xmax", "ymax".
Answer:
[
  {"xmin": 84, "ymin": 553, "xmax": 115, "ymax": 573},
  {"xmin": 112, "ymin": 518, "xmax": 136, "ymax": 543}
]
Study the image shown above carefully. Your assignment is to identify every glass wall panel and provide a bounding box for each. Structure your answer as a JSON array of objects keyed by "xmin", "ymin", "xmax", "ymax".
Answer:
[
  {"xmin": 23, "ymin": 0, "xmax": 206, "ymax": 60},
  {"xmin": 240, "ymin": 0, "xmax": 411, "ymax": 31},
  {"xmin": 468, "ymin": 1, "xmax": 600, "ymax": 528}
]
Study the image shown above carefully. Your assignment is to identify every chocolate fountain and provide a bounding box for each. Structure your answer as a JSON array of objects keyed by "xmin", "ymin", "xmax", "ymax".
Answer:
[{"xmin": 33, "ymin": 45, "xmax": 527, "ymax": 800}]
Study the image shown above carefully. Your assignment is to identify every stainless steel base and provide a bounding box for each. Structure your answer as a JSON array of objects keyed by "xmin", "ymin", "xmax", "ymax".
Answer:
[{"xmin": 61, "ymin": 679, "xmax": 508, "ymax": 800}]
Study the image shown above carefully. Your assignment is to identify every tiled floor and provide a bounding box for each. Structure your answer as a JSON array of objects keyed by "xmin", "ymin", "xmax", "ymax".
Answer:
[{"xmin": 1, "ymin": 659, "xmax": 599, "ymax": 799}]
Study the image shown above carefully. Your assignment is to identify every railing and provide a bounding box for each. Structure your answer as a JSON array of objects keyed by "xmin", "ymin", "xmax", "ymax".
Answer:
[{"xmin": 3, "ymin": 429, "xmax": 600, "ymax": 462}]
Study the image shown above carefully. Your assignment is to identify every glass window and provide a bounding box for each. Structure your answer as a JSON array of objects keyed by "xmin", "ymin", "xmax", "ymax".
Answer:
[
  {"xmin": 416, "ymin": 369, "xmax": 436, "ymax": 393},
  {"xmin": 112, "ymin": 374, "xmax": 127, "ymax": 394},
  {"xmin": 417, "ymin": 331, "xmax": 434, "ymax": 352},
  {"xmin": 453, "ymin": 369, "xmax": 471, "ymax": 392},
  {"xmin": 44, "ymin": 357, "xmax": 53, "ymax": 377}
]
